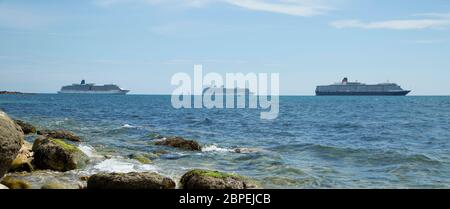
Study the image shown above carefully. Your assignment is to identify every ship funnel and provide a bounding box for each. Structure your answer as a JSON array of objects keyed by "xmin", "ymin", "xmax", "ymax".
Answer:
[
  {"xmin": 342, "ymin": 77, "xmax": 348, "ymax": 84},
  {"xmin": 81, "ymin": 80, "xmax": 86, "ymax": 85}
]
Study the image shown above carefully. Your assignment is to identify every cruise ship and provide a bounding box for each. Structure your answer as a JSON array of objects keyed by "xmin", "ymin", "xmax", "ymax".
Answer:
[
  {"xmin": 58, "ymin": 80, "xmax": 130, "ymax": 95},
  {"xmin": 316, "ymin": 78, "xmax": 411, "ymax": 96},
  {"xmin": 203, "ymin": 86, "xmax": 253, "ymax": 96}
]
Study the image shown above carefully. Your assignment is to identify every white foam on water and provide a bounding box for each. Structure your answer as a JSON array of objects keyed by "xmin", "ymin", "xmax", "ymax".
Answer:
[
  {"xmin": 92, "ymin": 158, "xmax": 158, "ymax": 173},
  {"xmin": 202, "ymin": 144, "xmax": 233, "ymax": 153},
  {"xmin": 78, "ymin": 144, "xmax": 103, "ymax": 159},
  {"xmin": 122, "ymin": 124, "xmax": 135, "ymax": 128}
]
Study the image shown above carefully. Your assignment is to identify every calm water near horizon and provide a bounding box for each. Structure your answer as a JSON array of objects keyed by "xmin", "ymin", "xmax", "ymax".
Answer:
[{"xmin": 1, "ymin": 94, "xmax": 449, "ymax": 188}]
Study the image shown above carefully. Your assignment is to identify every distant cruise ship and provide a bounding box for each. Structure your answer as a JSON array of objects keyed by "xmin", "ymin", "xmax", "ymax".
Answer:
[
  {"xmin": 58, "ymin": 80, "xmax": 130, "ymax": 95},
  {"xmin": 203, "ymin": 86, "xmax": 253, "ymax": 96},
  {"xmin": 316, "ymin": 78, "xmax": 411, "ymax": 96}
]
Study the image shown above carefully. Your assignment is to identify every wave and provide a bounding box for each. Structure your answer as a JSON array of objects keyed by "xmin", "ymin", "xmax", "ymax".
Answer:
[
  {"xmin": 202, "ymin": 144, "xmax": 233, "ymax": 153},
  {"xmin": 121, "ymin": 124, "xmax": 135, "ymax": 128},
  {"xmin": 91, "ymin": 158, "xmax": 158, "ymax": 173}
]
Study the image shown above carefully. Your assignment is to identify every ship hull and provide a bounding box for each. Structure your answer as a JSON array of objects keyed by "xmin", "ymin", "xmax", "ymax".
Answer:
[
  {"xmin": 58, "ymin": 90, "xmax": 129, "ymax": 95},
  {"xmin": 316, "ymin": 91, "xmax": 410, "ymax": 96}
]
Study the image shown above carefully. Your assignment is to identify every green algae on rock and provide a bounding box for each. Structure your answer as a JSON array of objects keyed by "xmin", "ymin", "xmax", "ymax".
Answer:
[
  {"xmin": 180, "ymin": 169, "xmax": 261, "ymax": 189},
  {"xmin": 32, "ymin": 136, "xmax": 89, "ymax": 172},
  {"xmin": 1, "ymin": 176, "xmax": 32, "ymax": 189},
  {"xmin": 87, "ymin": 172, "xmax": 176, "ymax": 189}
]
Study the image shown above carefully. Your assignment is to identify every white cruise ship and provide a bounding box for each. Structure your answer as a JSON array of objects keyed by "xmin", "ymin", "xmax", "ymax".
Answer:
[{"xmin": 58, "ymin": 80, "xmax": 130, "ymax": 95}]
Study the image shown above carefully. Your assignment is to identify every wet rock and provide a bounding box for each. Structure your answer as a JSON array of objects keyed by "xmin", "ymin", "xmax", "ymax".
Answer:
[
  {"xmin": 0, "ymin": 111, "xmax": 23, "ymax": 178},
  {"xmin": 180, "ymin": 169, "xmax": 261, "ymax": 189},
  {"xmin": 0, "ymin": 176, "xmax": 31, "ymax": 189},
  {"xmin": 41, "ymin": 181, "xmax": 69, "ymax": 189},
  {"xmin": 128, "ymin": 153, "xmax": 152, "ymax": 164},
  {"xmin": 9, "ymin": 141, "xmax": 34, "ymax": 172},
  {"xmin": 32, "ymin": 136, "xmax": 89, "ymax": 172},
  {"xmin": 0, "ymin": 184, "xmax": 8, "ymax": 189},
  {"xmin": 14, "ymin": 120, "xmax": 36, "ymax": 135},
  {"xmin": 155, "ymin": 137, "xmax": 202, "ymax": 151},
  {"xmin": 37, "ymin": 130, "xmax": 82, "ymax": 142},
  {"xmin": 87, "ymin": 172, "xmax": 176, "ymax": 189}
]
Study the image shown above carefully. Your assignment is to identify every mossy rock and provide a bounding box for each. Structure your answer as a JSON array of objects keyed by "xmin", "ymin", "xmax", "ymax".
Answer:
[
  {"xmin": 9, "ymin": 156, "xmax": 34, "ymax": 172},
  {"xmin": 155, "ymin": 137, "xmax": 202, "ymax": 151},
  {"xmin": 87, "ymin": 172, "xmax": 176, "ymax": 189},
  {"xmin": 41, "ymin": 181, "xmax": 69, "ymax": 189},
  {"xmin": 128, "ymin": 154, "xmax": 152, "ymax": 164},
  {"xmin": 1, "ymin": 176, "xmax": 32, "ymax": 189},
  {"xmin": 9, "ymin": 140, "xmax": 34, "ymax": 173},
  {"xmin": 180, "ymin": 169, "xmax": 261, "ymax": 189},
  {"xmin": 14, "ymin": 120, "xmax": 37, "ymax": 135},
  {"xmin": 32, "ymin": 136, "xmax": 89, "ymax": 172}
]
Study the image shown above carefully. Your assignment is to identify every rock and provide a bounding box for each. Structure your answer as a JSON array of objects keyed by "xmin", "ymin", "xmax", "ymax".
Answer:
[
  {"xmin": 0, "ymin": 176, "xmax": 31, "ymax": 189},
  {"xmin": 87, "ymin": 172, "xmax": 176, "ymax": 189},
  {"xmin": 9, "ymin": 141, "xmax": 34, "ymax": 172},
  {"xmin": 0, "ymin": 111, "xmax": 23, "ymax": 178},
  {"xmin": 32, "ymin": 136, "xmax": 89, "ymax": 172},
  {"xmin": 128, "ymin": 154, "xmax": 152, "ymax": 164},
  {"xmin": 41, "ymin": 181, "xmax": 69, "ymax": 189},
  {"xmin": 0, "ymin": 184, "xmax": 9, "ymax": 189},
  {"xmin": 180, "ymin": 169, "xmax": 261, "ymax": 189},
  {"xmin": 14, "ymin": 120, "xmax": 36, "ymax": 135},
  {"xmin": 155, "ymin": 137, "xmax": 202, "ymax": 151},
  {"xmin": 37, "ymin": 130, "xmax": 82, "ymax": 142}
]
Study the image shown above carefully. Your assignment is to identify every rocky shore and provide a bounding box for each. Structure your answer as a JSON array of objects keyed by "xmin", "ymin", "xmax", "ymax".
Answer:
[{"xmin": 0, "ymin": 110, "xmax": 261, "ymax": 190}]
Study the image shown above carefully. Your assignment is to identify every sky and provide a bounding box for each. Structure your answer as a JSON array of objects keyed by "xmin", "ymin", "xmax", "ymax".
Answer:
[{"xmin": 1, "ymin": 0, "xmax": 450, "ymax": 95}]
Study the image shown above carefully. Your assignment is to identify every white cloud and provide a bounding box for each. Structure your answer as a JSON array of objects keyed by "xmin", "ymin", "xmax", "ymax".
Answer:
[
  {"xmin": 331, "ymin": 13, "xmax": 450, "ymax": 30},
  {"xmin": 94, "ymin": 0, "xmax": 332, "ymax": 17},
  {"xmin": 223, "ymin": 0, "xmax": 331, "ymax": 17}
]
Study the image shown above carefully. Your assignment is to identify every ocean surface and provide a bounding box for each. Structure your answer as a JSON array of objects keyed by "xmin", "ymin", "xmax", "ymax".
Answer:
[{"xmin": 1, "ymin": 94, "xmax": 449, "ymax": 189}]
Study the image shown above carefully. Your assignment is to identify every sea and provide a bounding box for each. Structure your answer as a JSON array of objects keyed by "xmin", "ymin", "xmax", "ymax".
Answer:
[{"xmin": 1, "ymin": 94, "xmax": 449, "ymax": 189}]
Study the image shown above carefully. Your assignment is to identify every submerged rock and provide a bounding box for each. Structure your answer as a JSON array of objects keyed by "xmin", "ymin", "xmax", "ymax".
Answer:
[
  {"xmin": 87, "ymin": 172, "xmax": 176, "ymax": 189},
  {"xmin": 9, "ymin": 141, "xmax": 34, "ymax": 172},
  {"xmin": 1, "ymin": 176, "xmax": 31, "ymax": 189},
  {"xmin": 37, "ymin": 130, "xmax": 82, "ymax": 142},
  {"xmin": 128, "ymin": 153, "xmax": 152, "ymax": 164},
  {"xmin": 32, "ymin": 136, "xmax": 89, "ymax": 172},
  {"xmin": 180, "ymin": 169, "xmax": 261, "ymax": 189},
  {"xmin": 0, "ymin": 111, "xmax": 23, "ymax": 178},
  {"xmin": 14, "ymin": 120, "xmax": 36, "ymax": 135},
  {"xmin": 41, "ymin": 181, "xmax": 70, "ymax": 189},
  {"xmin": 155, "ymin": 137, "xmax": 202, "ymax": 151}
]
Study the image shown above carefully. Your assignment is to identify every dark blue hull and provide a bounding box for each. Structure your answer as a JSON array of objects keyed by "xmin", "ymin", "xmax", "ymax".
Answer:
[{"xmin": 316, "ymin": 91, "xmax": 411, "ymax": 96}]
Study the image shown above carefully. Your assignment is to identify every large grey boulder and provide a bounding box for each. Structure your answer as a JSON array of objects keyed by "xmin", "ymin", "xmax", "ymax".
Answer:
[
  {"xmin": 32, "ymin": 136, "xmax": 89, "ymax": 172},
  {"xmin": 0, "ymin": 111, "xmax": 23, "ymax": 178},
  {"xmin": 87, "ymin": 172, "xmax": 176, "ymax": 189}
]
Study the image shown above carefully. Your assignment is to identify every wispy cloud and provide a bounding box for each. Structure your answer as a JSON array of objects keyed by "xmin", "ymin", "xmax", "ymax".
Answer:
[
  {"xmin": 94, "ymin": 0, "xmax": 332, "ymax": 17},
  {"xmin": 224, "ymin": 0, "xmax": 331, "ymax": 17},
  {"xmin": 331, "ymin": 13, "xmax": 450, "ymax": 30}
]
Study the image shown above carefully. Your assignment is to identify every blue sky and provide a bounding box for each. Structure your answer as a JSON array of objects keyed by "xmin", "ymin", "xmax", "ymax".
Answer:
[{"xmin": 1, "ymin": 0, "xmax": 450, "ymax": 95}]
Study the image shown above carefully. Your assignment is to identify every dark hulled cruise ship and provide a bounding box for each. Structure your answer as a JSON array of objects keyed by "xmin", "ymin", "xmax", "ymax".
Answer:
[{"xmin": 316, "ymin": 78, "xmax": 411, "ymax": 96}]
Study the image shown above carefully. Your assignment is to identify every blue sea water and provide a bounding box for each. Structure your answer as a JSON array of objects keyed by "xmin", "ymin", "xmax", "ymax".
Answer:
[{"xmin": 1, "ymin": 94, "xmax": 449, "ymax": 188}]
